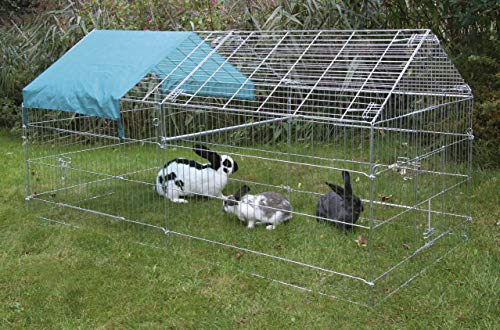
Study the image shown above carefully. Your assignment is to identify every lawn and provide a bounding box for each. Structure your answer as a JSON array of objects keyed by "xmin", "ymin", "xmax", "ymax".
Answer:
[{"xmin": 1, "ymin": 130, "xmax": 498, "ymax": 328}]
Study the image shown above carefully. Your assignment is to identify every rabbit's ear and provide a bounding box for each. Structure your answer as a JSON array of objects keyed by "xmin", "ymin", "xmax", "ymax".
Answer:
[
  {"xmin": 342, "ymin": 171, "xmax": 352, "ymax": 196},
  {"xmin": 234, "ymin": 185, "xmax": 251, "ymax": 201},
  {"xmin": 325, "ymin": 182, "xmax": 345, "ymax": 196},
  {"xmin": 232, "ymin": 160, "xmax": 239, "ymax": 173},
  {"xmin": 193, "ymin": 144, "xmax": 222, "ymax": 169}
]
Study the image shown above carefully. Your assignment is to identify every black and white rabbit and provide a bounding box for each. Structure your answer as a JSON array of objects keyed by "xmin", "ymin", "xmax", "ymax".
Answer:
[
  {"xmin": 316, "ymin": 171, "xmax": 364, "ymax": 231},
  {"xmin": 155, "ymin": 144, "xmax": 238, "ymax": 203},
  {"xmin": 223, "ymin": 185, "xmax": 293, "ymax": 230}
]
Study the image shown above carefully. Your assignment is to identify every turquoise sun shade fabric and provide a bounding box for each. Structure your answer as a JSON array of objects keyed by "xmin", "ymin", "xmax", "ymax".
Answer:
[
  {"xmin": 22, "ymin": 30, "xmax": 255, "ymax": 137},
  {"xmin": 23, "ymin": 30, "xmax": 192, "ymax": 121}
]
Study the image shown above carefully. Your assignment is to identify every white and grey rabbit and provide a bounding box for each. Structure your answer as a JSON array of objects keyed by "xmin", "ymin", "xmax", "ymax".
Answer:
[
  {"xmin": 155, "ymin": 144, "xmax": 238, "ymax": 203},
  {"xmin": 316, "ymin": 171, "xmax": 364, "ymax": 232},
  {"xmin": 223, "ymin": 185, "xmax": 293, "ymax": 230}
]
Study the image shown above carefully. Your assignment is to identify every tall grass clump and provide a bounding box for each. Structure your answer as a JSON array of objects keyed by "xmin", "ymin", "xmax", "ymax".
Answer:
[{"xmin": 0, "ymin": 2, "xmax": 87, "ymax": 130}]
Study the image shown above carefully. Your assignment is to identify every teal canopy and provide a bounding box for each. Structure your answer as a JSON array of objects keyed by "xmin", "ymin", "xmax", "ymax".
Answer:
[{"xmin": 22, "ymin": 30, "xmax": 255, "ymax": 136}]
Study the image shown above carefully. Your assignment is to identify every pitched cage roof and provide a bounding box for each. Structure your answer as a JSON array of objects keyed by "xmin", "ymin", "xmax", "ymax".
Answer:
[{"xmin": 23, "ymin": 29, "xmax": 472, "ymax": 128}]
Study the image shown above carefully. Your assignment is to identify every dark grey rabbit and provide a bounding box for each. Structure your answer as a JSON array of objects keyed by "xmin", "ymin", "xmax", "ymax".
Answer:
[{"xmin": 316, "ymin": 171, "xmax": 364, "ymax": 231}]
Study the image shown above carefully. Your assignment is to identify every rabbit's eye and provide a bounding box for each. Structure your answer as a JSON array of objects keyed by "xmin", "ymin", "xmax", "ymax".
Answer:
[
  {"xmin": 225, "ymin": 199, "xmax": 238, "ymax": 206},
  {"xmin": 222, "ymin": 159, "xmax": 232, "ymax": 168}
]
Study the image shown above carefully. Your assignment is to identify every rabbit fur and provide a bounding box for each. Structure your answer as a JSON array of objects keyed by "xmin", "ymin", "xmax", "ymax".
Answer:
[
  {"xmin": 223, "ymin": 185, "xmax": 292, "ymax": 230},
  {"xmin": 155, "ymin": 144, "xmax": 238, "ymax": 203},
  {"xmin": 316, "ymin": 171, "xmax": 363, "ymax": 231}
]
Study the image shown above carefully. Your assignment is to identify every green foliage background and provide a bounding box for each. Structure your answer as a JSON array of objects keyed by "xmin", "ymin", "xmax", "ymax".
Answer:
[{"xmin": 1, "ymin": 0, "xmax": 498, "ymax": 166}]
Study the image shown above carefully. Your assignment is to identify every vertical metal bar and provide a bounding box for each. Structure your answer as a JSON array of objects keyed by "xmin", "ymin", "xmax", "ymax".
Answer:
[
  {"xmin": 22, "ymin": 104, "xmax": 31, "ymax": 207},
  {"xmin": 286, "ymin": 86, "xmax": 292, "ymax": 202},
  {"xmin": 159, "ymin": 102, "xmax": 171, "ymax": 244},
  {"xmin": 368, "ymin": 123, "xmax": 376, "ymax": 306},
  {"xmin": 293, "ymin": 31, "xmax": 356, "ymax": 115},
  {"xmin": 466, "ymin": 98, "xmax": 474, "ymax": 240},
  {"xmin": 427, "ymin": 200, "xmax": 432, "ymax": 232}
]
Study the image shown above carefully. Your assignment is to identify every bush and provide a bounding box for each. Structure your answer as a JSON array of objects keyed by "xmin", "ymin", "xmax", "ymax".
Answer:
[
  {"xmin": 74, "ymin": 0, "xmax": 243, "ymax": 31},
  {"xmin": 0, "ymin": 97, "xmax": 20, "ymax": 131},
  {"xmin": 0, "ymin": 0, "xmax": 38, "ymax": 14},
  {"xmin": 473, "ymin": 101, "xmax": 500, "ymax": 167},
  {"xmin": 0, "ymin": 2, "xmax": 87, "ymax": 126}
]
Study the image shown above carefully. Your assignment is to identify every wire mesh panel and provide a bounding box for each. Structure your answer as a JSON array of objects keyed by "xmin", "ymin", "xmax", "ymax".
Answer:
[
  {"xmin": 24, "ymin": 101, "xmax": 167, "ymax": 245},
  {"xmin": 23, "ymin": 29, "xmax": 473, "ymax": 305}
]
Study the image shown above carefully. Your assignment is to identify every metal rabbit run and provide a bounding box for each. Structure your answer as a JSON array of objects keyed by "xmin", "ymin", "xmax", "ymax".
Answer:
[{"xmin": 23, "ymin": 29, "xmax": 473, "ymax": 306}]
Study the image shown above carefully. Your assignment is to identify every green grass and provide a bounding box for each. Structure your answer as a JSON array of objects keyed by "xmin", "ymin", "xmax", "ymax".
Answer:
[{"xmin": 1, "ymin": 130, "xmax": 499, "ymax": 328}]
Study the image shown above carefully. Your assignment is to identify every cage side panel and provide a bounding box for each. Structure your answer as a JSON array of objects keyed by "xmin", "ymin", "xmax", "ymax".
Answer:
[
  {"xmin": 369, "ymin": 98, "xmax": 472, "ymax": 300},
  {"xmin": 25, "ymin": 101, "xmax": 167, "ymax": 231},
  {"xmin": 158, "ymin": 104, "xmax": 377, "ymax": 302}
]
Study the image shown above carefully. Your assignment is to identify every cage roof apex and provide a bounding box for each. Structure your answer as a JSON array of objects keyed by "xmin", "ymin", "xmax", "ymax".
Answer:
[{"xmin": 165, "ymin": 29, "xmax": 472, "ymax": 124}]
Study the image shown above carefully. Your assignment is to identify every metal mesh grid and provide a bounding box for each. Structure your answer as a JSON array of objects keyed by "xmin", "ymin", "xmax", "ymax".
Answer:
[
  {"xmin": 24, "ymin": 29, "xmax": 474, "ymax": 306},
  {"xmin": 124, "ymin": 29, "xmax": 471, "ymax": 124}
]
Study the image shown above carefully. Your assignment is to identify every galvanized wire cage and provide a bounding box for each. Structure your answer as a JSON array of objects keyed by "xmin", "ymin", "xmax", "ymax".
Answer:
[{"xmin": 23, "ymin": 29, "xmax": 473, "ymax": 306}]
